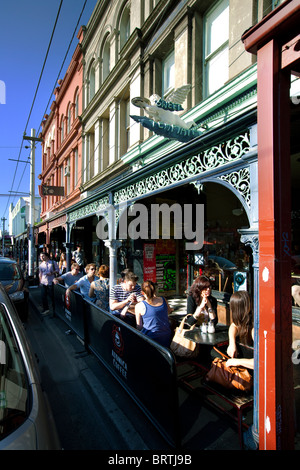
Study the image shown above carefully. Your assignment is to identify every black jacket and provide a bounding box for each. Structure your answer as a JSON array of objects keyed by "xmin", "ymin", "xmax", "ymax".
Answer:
[{"xmin": 185, "ymin": 294, "xmax": 218, "ymax": 327}]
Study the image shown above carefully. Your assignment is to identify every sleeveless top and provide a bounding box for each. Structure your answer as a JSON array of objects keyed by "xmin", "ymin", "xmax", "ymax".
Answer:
[{"xmin": 141, "ymin": 297, "xmax": 172, "ymax": 347}]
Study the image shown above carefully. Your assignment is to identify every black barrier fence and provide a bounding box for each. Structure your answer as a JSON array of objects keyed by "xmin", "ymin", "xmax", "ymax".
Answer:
[{"xmin": 53, "ymin": 284, "xmax": 181, "ymax": 447}]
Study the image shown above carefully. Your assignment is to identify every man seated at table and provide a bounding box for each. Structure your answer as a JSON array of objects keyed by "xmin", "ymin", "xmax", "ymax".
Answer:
[{"xmin": 109, "ymin": 270, "xmax": 144, "ymax": 327}]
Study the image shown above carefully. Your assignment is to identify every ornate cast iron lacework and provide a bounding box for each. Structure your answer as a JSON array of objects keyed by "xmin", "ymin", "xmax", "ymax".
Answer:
[
  {"xmin": 219, "ymin": 168, "xmax": 251, "ymax": 208},
  {"xmin": 68, "ymin": 132, "xmax": 251, "ymax": 222},
  {"xmin": 114, "ymin": 132, "xmax": 250, "ymax": 204},
  {"xmin": 68, "ymin": 196, "xmax": 109, "ymax": 223}
]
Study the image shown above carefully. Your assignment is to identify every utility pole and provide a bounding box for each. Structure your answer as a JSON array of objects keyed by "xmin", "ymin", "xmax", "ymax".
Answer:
[
  {"xmin": 1, "ymin": 217, "xmax": 6, "ymax": 255},
  {"xmin": 23, "ymin": 129, "xmax": 43, "ymax": 277}
]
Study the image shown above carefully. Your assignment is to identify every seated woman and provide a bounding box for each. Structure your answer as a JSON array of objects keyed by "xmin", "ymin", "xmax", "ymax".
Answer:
[
  {"xmin": 89, "ymin": 264, "xmax": 109, "ymax": 310},
  {"xmin": 135, "ymin": 280, "xmax": 172, "ymax": 347},
  {"xmin": 226, "ymin": 290, "xmax": 254, "ymax": 369},
  {"xmin": 185, "ymin": 275, "xmax": 218, "ymax": 327}
]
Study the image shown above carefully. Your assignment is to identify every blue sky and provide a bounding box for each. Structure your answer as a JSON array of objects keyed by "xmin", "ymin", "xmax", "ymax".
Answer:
[{"xmin": 0, "ymin": 0, "xmax": 97, "ymax": 227}]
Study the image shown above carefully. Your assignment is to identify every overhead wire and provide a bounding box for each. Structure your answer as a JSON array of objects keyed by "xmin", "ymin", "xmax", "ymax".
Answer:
[
  {"xmin": 13, "ymin": 0, "xmax": 90, "ymax": 202},
  {"xmin": 10, "ymin": 1, "xmax": 286, "ymax": 217},
  {"xmin": 3, "ymin": 0, "xmax": 64, "ymax": 218}
]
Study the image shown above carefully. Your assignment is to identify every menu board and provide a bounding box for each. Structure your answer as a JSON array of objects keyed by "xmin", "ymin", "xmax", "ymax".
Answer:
[{"xmin": 143, "ymin": 243, "xmax": 156, "ymax": 282}]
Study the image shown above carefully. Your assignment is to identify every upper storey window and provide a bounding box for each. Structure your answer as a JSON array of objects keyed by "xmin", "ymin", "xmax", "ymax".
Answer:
[
  {"xmin": 119, "ymin": 4, "xmax": 130, "ymax": 50},
  {"xmin": 74, "ymin": 90, "xmax": 79, "ymax": 118},
  {"xmin": 204, "ymin": 0, "xmax": 229, "ymax": 97},
  {"xmin": 102, "ymin": 37, "xmax": 110, "ymax": 83},
  {"xmin": 67, "ymin": 103, "xmax": 72, "ymax": 133},
  {"xmin": 88, "ymin": 61, "xmax": 96, "ymax": 103},
  {"xmin": 162, "ymin": 50, "xmax": 175, "ymax": 97},
  {"xmin": 61, "ymin": 116, "xmax": 65, "ymax": 143}
]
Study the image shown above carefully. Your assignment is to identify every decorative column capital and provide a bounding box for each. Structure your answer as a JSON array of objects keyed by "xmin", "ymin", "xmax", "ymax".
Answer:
[
  {"xmin": 240, "ymin": 228, "xmax": 259, "ymax": 266},
  {"xmin": 104, "ymin": 239, "xmax": 122, "ymax": 252}
]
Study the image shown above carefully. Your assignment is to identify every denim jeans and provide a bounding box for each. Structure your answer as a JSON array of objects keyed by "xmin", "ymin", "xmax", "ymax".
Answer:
[{"xmin": 41, "ymin": 284, "xmax": 55, "ymax": 311}]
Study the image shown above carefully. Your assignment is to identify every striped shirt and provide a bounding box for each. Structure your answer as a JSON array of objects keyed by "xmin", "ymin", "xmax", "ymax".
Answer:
[{"xmin": 110, "ymin": 283, "xmax": 143, "ymax": 315}]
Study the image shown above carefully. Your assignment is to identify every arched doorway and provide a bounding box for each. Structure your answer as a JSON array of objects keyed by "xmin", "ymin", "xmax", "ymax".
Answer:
[{"xmin": 115, "ymin": 180, "xmax": 252, "ymax": 302}]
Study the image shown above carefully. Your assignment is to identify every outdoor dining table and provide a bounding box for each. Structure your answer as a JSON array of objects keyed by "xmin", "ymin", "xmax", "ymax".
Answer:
[{"xmin": 184, "ymin": 324, "xmax": 229, "ymax": 347}]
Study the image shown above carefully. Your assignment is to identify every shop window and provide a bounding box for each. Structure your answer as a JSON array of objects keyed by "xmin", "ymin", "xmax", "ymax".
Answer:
[
  {"xmin": 162, "ymin": 50, "xmax": 175, "ymax": 97},
  {"xmin": 204, "ymin": 0, "xmax": 229, "ymax": 97}
]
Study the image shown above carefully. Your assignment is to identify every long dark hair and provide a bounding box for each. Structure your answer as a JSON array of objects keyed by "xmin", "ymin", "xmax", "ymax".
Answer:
[
  {"xmin": 189, "ymin": 276, "xmax": 211, "ymax": 306},
  {"xmin": 230, "ymin": 290, "xmax": 253, "ymax": 345}
]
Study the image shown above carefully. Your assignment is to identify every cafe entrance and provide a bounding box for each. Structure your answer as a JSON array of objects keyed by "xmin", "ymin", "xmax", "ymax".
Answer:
[{"xmin": 117, "ymin": 180, "xmax": 252, "ymax": 301}]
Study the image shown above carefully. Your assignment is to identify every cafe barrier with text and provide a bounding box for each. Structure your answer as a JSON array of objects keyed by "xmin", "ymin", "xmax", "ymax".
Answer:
[{"xmin": 53, "ymin": 284, "xmax": 181, "ymax": 447}]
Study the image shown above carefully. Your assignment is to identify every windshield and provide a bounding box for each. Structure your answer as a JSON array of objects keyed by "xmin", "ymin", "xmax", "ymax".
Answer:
[
  {"xmin": 0, "ymin": 303, "xmax": 29, "ymax": 440},
  {"xmin": 0, "ymin": 263, "xmax": 21, "ymax": 281}
]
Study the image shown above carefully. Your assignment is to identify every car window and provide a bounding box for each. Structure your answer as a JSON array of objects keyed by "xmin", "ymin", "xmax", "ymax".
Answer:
[
  {"xmin": 0, "ymin": 263, "xmax": 21, "ymax": 281},
  {"xmin": 0, "ymin": 303, "xmax": 29, "ymax": 440}
]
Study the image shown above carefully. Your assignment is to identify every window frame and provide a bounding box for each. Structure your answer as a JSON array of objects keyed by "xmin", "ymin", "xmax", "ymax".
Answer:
[{"xmin": 203, "ymin": 0, "xmax": 229, "ymax": 98}]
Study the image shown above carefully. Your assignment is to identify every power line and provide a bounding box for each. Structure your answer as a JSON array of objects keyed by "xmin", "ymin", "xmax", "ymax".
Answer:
[{"xmin": 4, "ymin": 0, "xmax": 64, "ymax": 219}]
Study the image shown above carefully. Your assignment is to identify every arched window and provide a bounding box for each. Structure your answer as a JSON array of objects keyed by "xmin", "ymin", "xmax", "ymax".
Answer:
[
  {"xmin": 88, "ymin": 61, "xmax": 96, "ymax": 102},
  {"xmin": 61, "ymin": 116, "xmax": 65, "ymax": 143},
  {"xmin": 67, "ymin": 103, "xmax": 72, "ymax": 133},
  {"xmin": 74, "ymin": 89, "xmax": 79, "ymax": 118},
  {"xmin": 102, "ymin": 38, "xmax": 110, "ymax": 83},
  {"xmin": 119, "ymin": 4, "xmax": 130, "ymax": 50}
]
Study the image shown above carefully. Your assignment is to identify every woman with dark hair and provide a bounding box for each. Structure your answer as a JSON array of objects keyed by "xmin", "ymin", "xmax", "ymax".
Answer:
[
  {"xmin": 226, "ymin": 290, "xmax": 254, "ymax": 369},
  {"xmin": 135, "ymin": 280, "xmax": 172, "ymax": 347},
  {"xmin": 89, "ymin": 264, "xmax": 109, "ymax": 310},
  {"xmin": 186, "ymin": 275, "xmax": 218, "ymax": 327}
]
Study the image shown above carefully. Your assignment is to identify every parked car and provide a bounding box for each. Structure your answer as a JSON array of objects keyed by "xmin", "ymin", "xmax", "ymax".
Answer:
[
  {"xmin": 0, "ymin": 283, "xmax": 61, "ymax": 449},
  {"xmin": 0, "ymin": 257, "xmax": 28, "ymax": 322}
]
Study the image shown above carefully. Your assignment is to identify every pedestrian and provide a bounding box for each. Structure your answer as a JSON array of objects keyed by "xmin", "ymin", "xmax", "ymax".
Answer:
[
  {"xmin": 58, "ymin": 252, "xmax": 67, "ymax": 274},
  {"xmin": 72, "ymin": 244, "xmax": 85, "ymax": 272},
  {"xmin": 39, "ymin": 252, "xmax": 59, "ymax": 315},
  {"xmin": 135, "ymin": 280, "xmax": 172, "ymax": 347},
  {"xmin": 66, "ymin": 263, "xmax": 98, "ymax": 301},
  {"xmin": 89, "ymin": 264, "xmax": 109, "ymax": 310},
  {"xmin": 109, "ymin": 270, "xmax": 144, "ymax": 327},
  {"xmin": 53, "ymin": 262, "xmax": 83, "ymax": 288}
]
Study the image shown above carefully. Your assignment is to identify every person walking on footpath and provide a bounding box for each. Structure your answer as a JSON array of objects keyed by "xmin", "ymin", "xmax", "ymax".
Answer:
[{"xmin": 39, "ymin": 252, "xmax": 59, "ymax": 315}]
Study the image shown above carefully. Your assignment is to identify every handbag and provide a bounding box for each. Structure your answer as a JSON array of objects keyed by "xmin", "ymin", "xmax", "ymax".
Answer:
[
  {"xmin": 205, "ymin": 347, "xmax": 253, "ymax": 392},
  {"xmin": 170, "ymin": 315, "xmax": 199, "ymax": 358}
]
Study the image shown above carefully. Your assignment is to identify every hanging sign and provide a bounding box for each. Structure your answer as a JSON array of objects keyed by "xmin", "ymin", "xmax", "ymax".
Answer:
[
  {"xmin": 38, "ymin": 185, "xmax": 64, "ymax": 196},
  {"xmin": 130, "ymin": 84, "xmax": 203, "ymax": 143}
]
